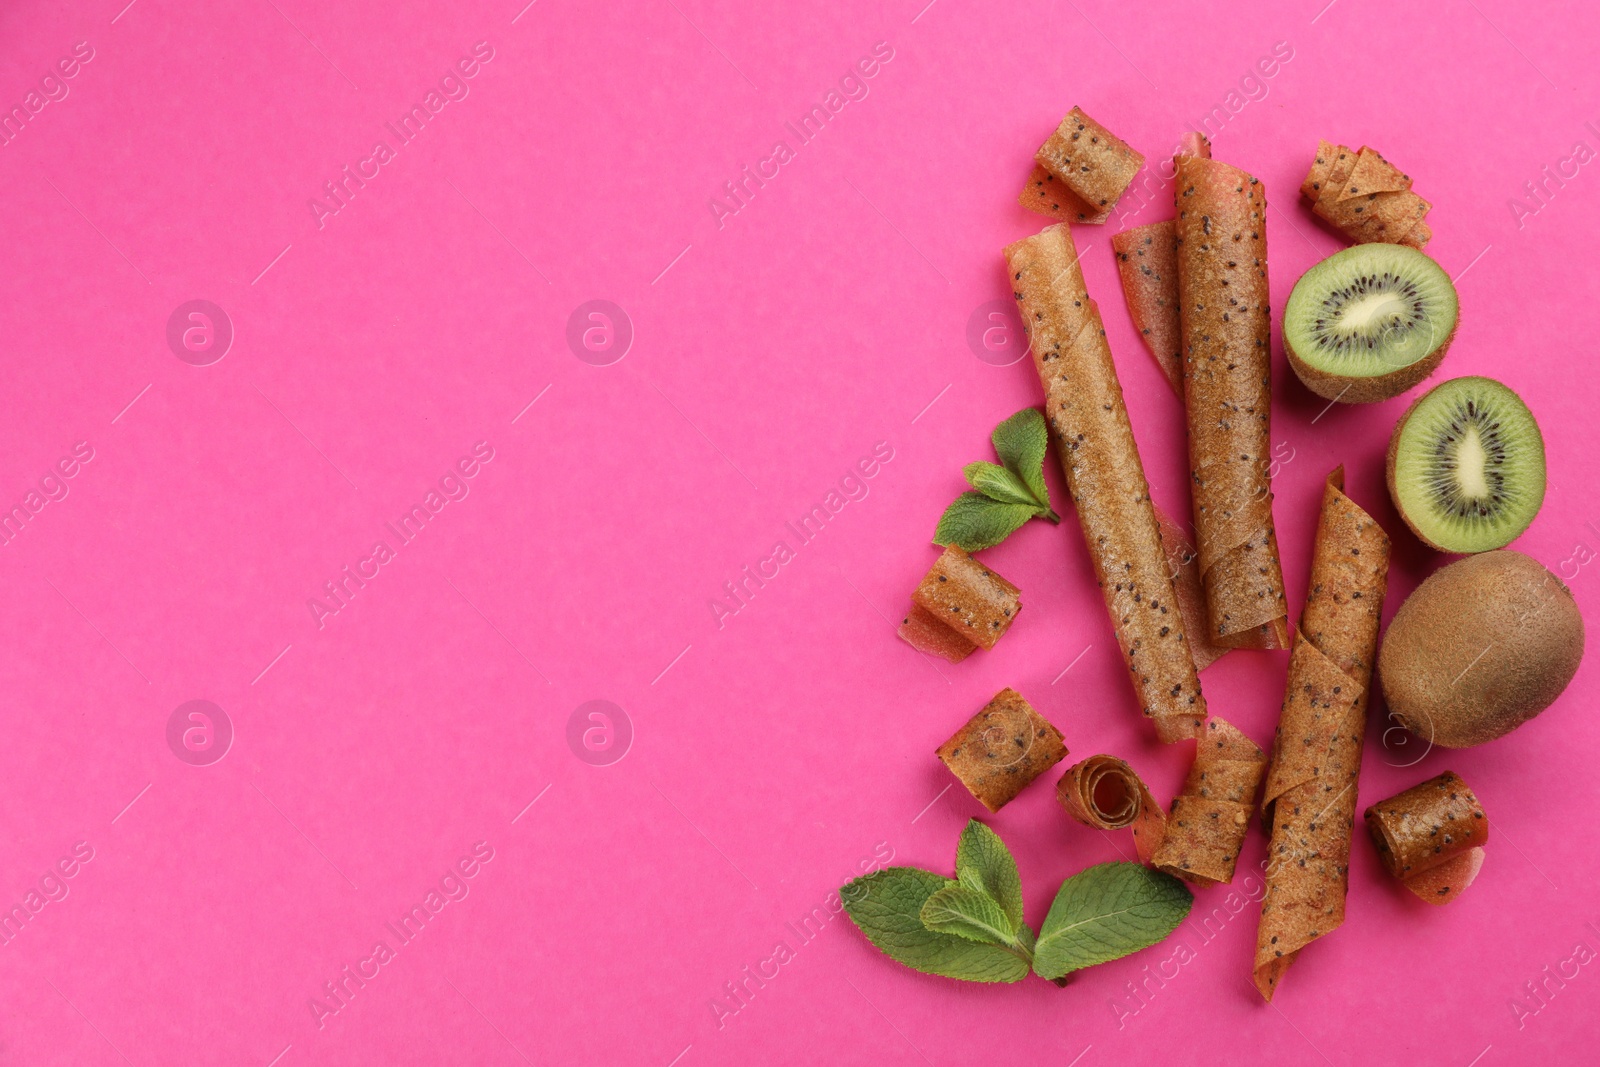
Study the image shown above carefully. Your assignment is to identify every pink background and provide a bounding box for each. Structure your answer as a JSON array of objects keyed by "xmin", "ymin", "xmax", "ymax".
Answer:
[{"xmin": 1, "ymin": 0, "xmax": 1596, "ymax": 1063}]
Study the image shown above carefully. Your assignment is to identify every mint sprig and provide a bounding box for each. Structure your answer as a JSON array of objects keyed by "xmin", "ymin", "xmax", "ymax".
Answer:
[
  {"xmin": 934, "ymin": 408, "xmax": 1058, "ymax": 551},
  {"xmin": 842, "ymin": 820, "xmax": 1191, "ymax": 987}
]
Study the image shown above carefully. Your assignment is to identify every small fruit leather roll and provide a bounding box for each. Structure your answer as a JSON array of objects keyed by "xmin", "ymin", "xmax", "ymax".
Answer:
[
  {"xmin": 1151, "ymin": 717, "xmax": 1266, "ymax": 886},
  {"xmin": 1055, "ymin": 755, "xmax": 1166, "ymax": 864},
  {"xmin": 1253, "ymin": 467, "xmax": 1390, "ymax": 1001},
  {"xmin": 1005, "ymin": 224, "xmax": 1207, "ymax": 742},
  {"xmin": 1365, "ymin": 770, "xmax": 1488, "ymax": 906},
  {"xmin": 1173, "ymin": 150, "xmax": 1290, "ymax": 650},
  {"xmin": 1302, "ymin": 140, "xmax": 1431, "ymax": 249},
  {"xmin": 936, "ymin": 688, "xmax": 1068, "ymax": 812},
  {"xmin": 1025, "ymin": 106, "xmax": 1146, "ymax": 225},
  {"xmin": 898, "ymin": 547, "xmax": 1022, "ymax": 663}
]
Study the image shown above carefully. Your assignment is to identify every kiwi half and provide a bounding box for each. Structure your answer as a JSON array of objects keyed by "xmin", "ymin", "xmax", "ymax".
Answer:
[
  {"xmin": 1386, "ymin": 376, "xmax": 1546, "ymax": 553},
  {"xmin": 1284, "ymin": 244, "xmax": 1459, "ymax": 403}
]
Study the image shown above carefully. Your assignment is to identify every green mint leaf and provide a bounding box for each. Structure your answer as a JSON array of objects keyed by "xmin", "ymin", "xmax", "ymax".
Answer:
[
  {"xmin": 933, "ymin": 492, "xmax": 1036, "ymax": 552},
  {"xmin": 954, "ymin": 820, "xmax": 1025, "ymax": 933},
  {"xmin": 919, "ymin": 885, "xmax": 1018, "ymax": 944},
  {"xmin": 991, "ymin": 407, "xmax": 1049, "ymax": 488},
  {"xmin": 842, "ymin": 867, "xmax": 1030, "ymax": 983},
  {"xmin": 963, "ymin": 462, "xmax": 1039, "ymax": 509},
  {"xmin": 1031, "ymin": 862, "xmax": 1193, "ymax": 981},
  {"xmin": 992, "ymin": 407, "xmax": 1056, "ymax": 521}
]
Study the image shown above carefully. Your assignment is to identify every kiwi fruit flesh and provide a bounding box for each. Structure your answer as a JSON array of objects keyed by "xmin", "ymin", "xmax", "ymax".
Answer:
[
  {"xmin": 1284, "ymin": 244, "xmax": 1459, "ymax": 403},
  {"xmin": 1380, "ymin": 550, "xmax": 1583, "ymax": 748},
  {"xmin": 1387, "ymin": 376, "xmax": 1546, "ymax": 553}
]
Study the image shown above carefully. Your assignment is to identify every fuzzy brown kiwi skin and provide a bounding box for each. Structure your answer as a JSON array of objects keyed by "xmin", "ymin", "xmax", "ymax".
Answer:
[
  {"xmin": 1379, "ymin": 551, "xmax": 1585, "ymax": 748},
  {"xmin": 1286, "ymin": 316, "xmax": 1456, "ymax": 404},
  {"xmin": 1384, "ymin": 387, "xmax": 1451, "ymax": 551}
]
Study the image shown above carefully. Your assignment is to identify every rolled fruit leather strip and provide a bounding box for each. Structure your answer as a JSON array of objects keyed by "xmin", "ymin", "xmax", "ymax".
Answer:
[
  {"xmin": 1056, "ymin": 755, "xmax": 1166, "ymax": 864},
  {"xmin": 1174, "ymin": 147, "xmax": 1290, "ymax": 650},
  {"xmin": 1151, "ymin": 717, "xmax": 1267, "ymax": 886},
  {"xmin": 936, "ymin": 687, "xmax": 1069, "ymax": 813},
  {"xmin": 1030, "ymin": 106, "xmax": 1146, "ymax": 225},
  {"xmin": 1365, "ymin": 770, "xmax": 1488, "ymax": 906},
  {"xmin": 1111, "ymin": 134, "xmax": 1226, "ymax": 676},
  {"xmin": 1253, "ymin": 467, "xmax": 1390, "ymax": 1001},
  {"xmin": 1005, "ymin": 223, "xmax": 1207, "ymax": 743},
  {"xmin": 897, "ymin": 547, "xmax": 1022, "ymax": 663},
  {"xmin": 1302, "ymin": 140, "xmax": 1431, "ymax": 249}
]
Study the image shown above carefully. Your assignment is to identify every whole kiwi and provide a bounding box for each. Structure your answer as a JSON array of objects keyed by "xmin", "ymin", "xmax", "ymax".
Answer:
[{"xmin": 1380, "ymin": 550, "xmax": 1584, "ymax": 748}]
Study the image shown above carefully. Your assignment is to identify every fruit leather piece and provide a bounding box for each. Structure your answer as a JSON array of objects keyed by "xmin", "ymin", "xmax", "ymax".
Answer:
[
  {"xmin": 1152, "ymin": 718, "xmax": 1267, "ymax": 886},
  {"xmin": 1152, "ymin": 504, "xmax": 1231, "ymax": 673},
  {"xmin": 897, "ymin": 546, "xmax": 1021, "ymax": 662},
  {"xmin": 1107, "ymin": 127, "xmax": 1209, "ymax": 398},
  {"xmin": 1112, "ymin": 220, "xmax": 1183, "ymax": 394},
  {"xmin": 1365, "ymin": 770, "xmax": 1489, "ymax": 906},
  {"xmin": 1177, "ymin": 131, "xmax": 1212, "ymax": 160},
  {"xmin": 1019, "ymin": 162, "xmax": 1102, "ymax": 223},
  {"xmin": 1253, "ymin": 467, "xmax": 1390, "ymax": 1001},
  {"xmin": 1304, "ymin": 142, "xmax": 1431, "ymax": 248},
  {"xmin": 1300, "ymin": 139, "xmax": 1340, "ymax": 201},
  {"xmin": 1056, "ymin": 754, "xmax": 1167, "ymax": 864},
  {"xmin": 1254, "ymin": 639, "xmax": 1364, "ymax": 1001},
  {"xmin": 1005, "ymin": 223, "xmax": 1208, "ymax": 743},
  {"xmin": 898, "ymin": 604, "xmax": 976, "ymax": 664},
  {"xmin": 1033, "ymin": 106, "xmax": 1146, "ymax": 224},
  {"xmin": 1402, "ymin": 221, "xmax": 1433, "ymax": 249},
  {"xmin": 1296, "ymin": 467, "xmax": 1390, "ymax": 688},
  {"xmin": 936, "ymin": 688, "xmax": 1068, "ymax": 813},
  {"xmin": 1113, "ymin": 139, "xmax": 1203, "ymax": 398},
  {"xmin": 1337, "ymin": 148, "xmax": 1413, "ymax": 200},
  {"xmin": 1173, "ymin": 151, "xmax": 1290, "ymax": 650}
]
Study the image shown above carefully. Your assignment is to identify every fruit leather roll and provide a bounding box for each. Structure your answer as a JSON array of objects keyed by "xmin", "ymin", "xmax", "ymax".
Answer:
[
  {"xmin": 1365, "ymin": 770, "xmax": 1488, "ymax": 906},
  {"xmin": 937, "ymin": 688, "xmax": 1069, "ymax": 813},
  {"xmin": 1151, "ymin": 717, "xmax": 1267, "ymax": 886},
  {"xmin": 1302, "ymin": 141, "xmax": 1431, "ymax": 249},
  {"xmin": 1174, "ymin": 151, "xmax": 1290, "ymax": 650},
  {"xmin": 1025, "ymin": 106, "xmax": 1146, "ymax": 225},
  {"xmin": 1254, "ymin": 467, "xmax": 1390, "ymax": 1001},
  {"xmin": 1005, "ymin": 224, "xmax": 1207, "ymax": 742},
  {"xmin": 897, "ymin": 546, "xmax": 1022, "ymax": 663},
  {"xmin": 1056, "ymin": 755, "xmax": 1166, "ymax": 864}
]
